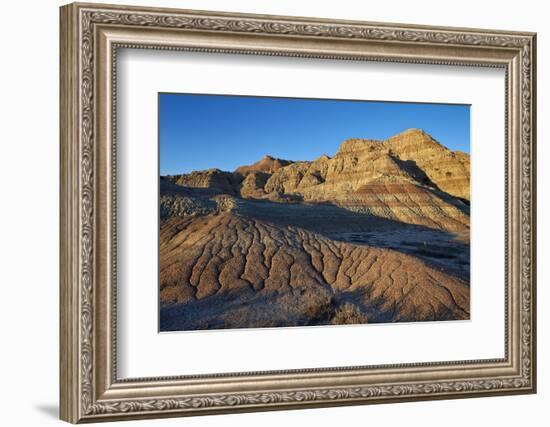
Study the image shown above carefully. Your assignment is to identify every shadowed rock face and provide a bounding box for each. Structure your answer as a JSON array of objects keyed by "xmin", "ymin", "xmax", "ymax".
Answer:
[
  {"xmin": 160, "ymin": 129, "xmax": 470, "ymax": 331},
  {"xmin": 167, "ymin": 168, "xmax": 243, "ymax": 195},
  {"xmin": 385, "ymin": 129, "xmax": 470, "ymax": 201}
]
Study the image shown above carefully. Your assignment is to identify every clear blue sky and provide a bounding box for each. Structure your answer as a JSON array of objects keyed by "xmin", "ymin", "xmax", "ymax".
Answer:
[{"xmin": 159, "ymin": 93, "xmax": 470, "ymax": 175}]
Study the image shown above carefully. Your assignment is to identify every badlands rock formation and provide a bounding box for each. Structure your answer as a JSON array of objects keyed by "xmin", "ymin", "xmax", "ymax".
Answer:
[
  {"xmin": 235, "ymin": 154, "xmax": 292, "ymax": 174},
  {"xmin": 160, "ymin": 129, "xmax": 470, "ymax": 331}
]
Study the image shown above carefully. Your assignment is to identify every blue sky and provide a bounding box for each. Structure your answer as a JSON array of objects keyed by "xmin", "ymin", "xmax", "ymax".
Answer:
[{"xmin": 159, "ymin": 93, "xmax": 470, "ymax": 175}]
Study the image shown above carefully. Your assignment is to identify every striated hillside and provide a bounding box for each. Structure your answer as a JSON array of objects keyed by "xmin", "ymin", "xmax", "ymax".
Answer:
[
  {"xmin": 160, "ymin": 129, "xmax": 470, "ymax": 331},
  {"xmin": 385, "ymin": 128, "xmax": 470, "ymax": 201},
  {"xmin": 166, "ymin": 129, "xmax": 470, "ymax": 232}
]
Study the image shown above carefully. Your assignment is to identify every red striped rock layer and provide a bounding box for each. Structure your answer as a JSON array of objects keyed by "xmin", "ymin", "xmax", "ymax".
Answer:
[{"xmin": 336, "ymin": 181, "xmax": 469, "ymax": 231}]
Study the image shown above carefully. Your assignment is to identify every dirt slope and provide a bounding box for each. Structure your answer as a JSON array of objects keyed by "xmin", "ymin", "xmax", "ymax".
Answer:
[{"xmin": 160, "ymin": 213, "xmax": 469, "ymax": 331}]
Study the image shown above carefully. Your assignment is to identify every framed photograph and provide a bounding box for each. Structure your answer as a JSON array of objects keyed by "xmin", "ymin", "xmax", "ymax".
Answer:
[{"xmin": 60, "ymin": 2, "xmax": 537, "ymax": 423}]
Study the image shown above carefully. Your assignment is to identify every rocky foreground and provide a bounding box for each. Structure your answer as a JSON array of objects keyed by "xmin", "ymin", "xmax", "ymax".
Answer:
[{"xmin": 160, "ymin": 128, "xmax": 470, "ymax": 331}]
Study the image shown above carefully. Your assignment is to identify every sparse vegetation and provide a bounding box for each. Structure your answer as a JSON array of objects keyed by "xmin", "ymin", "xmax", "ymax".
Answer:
[{"xmin": 331, "ymin": 303, "xmax": 368, "ymax": 325}]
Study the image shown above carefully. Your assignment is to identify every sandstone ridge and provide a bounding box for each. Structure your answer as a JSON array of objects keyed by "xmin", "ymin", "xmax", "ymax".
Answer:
[{"xmin": 165, "ymin": 129, "xmax": 470, "ymax": 232}]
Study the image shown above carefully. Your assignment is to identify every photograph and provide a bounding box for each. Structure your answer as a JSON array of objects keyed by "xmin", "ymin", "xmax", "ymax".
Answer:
[
  {"xmin": 158, "ymin": 94, "xmax": 471, "ymax": 332},
  {"xmin": 57, "ymin": 3, "xmax": 536, "ymax": 422}
]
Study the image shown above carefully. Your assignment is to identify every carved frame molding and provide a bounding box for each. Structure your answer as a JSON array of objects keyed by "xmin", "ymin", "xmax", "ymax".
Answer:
[{"xmin": 60, "ymin": 2, "xmax": 536, "ymax": 423}]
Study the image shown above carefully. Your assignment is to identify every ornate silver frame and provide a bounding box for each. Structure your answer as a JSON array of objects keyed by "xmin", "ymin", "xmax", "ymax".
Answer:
[{"xmin": 60, "ymin": 2, "xmax": 537, "ymax": 423}]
